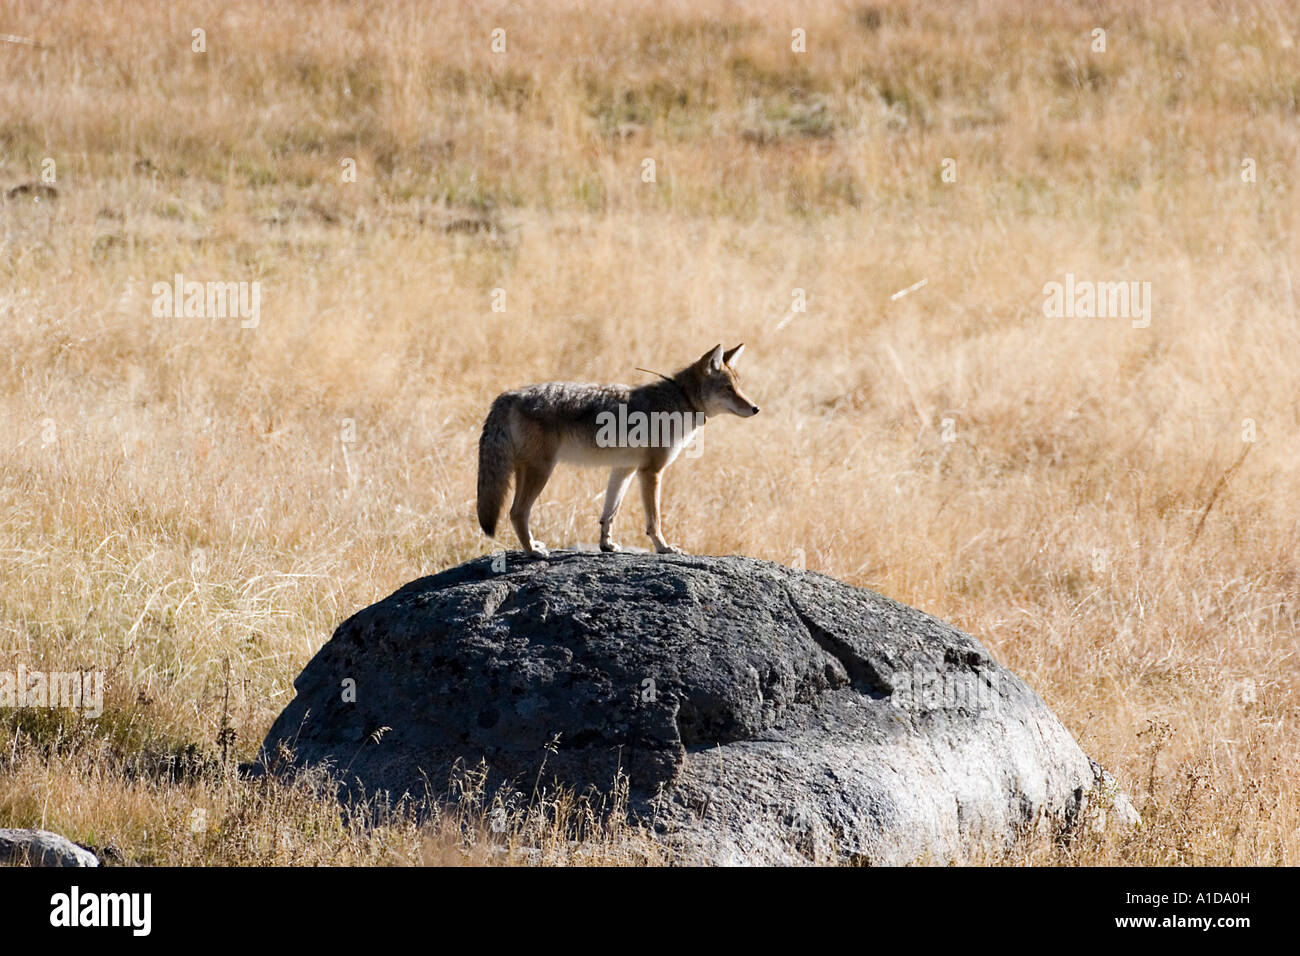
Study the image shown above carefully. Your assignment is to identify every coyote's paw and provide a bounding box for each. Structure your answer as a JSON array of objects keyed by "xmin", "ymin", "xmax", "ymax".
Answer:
[
  {"xmin": 527, "ymin": 542, "xmax": 550, "ymax": 558},
  {"xmin": 655, "ymin": 543, "xmax": 684, "ymax": 555},
  {"xmin": 600, "ymin": 540, "xmax": 621, "ymax": 553}
]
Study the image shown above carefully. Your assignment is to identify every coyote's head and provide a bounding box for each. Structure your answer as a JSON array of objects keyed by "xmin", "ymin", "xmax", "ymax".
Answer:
[{"xmin": 686, "ymin": 343, "xmax": 760, "ymax": 418}]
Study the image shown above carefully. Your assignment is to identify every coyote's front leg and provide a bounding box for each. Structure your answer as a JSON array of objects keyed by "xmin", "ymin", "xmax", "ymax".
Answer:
[
  {"xmin": 639, "ymin": 467, "xmax": 684, "ymax": 554},
  {"xmin": 599, "ymin": 468, "xmax": 635, "ymax": 552}
]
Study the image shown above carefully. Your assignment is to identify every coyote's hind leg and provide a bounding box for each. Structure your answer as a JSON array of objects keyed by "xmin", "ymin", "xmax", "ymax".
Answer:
[{"xmin": 510, "ymin": 460, "xmax": 556, "ymax": 558}]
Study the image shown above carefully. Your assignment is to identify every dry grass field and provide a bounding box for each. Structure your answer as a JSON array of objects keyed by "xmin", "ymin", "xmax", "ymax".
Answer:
[{"xmin": 1, "ymin": 0, "xmax": 1297, "ymax": 865}]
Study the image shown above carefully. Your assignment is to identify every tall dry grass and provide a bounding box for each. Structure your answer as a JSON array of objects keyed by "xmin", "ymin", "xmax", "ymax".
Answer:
[{"xmin": 0, "ymin": 0, "xmax": 1297, "ymax": 864}]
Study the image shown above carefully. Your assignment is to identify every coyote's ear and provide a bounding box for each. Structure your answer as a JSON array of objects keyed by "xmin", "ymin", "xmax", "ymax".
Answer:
[
  {"xmin": 700, "ymin": 344, "xmax": 724, "ymax": 371},
  {"xmin": 723, "ymin": 343, "xmax": 745, "ymax": 367}
]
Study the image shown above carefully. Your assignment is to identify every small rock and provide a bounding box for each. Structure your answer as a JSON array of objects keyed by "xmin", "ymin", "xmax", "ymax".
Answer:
[{"xmin": 0, "ymin": 828, "xmax": 99, "ymax": 867}]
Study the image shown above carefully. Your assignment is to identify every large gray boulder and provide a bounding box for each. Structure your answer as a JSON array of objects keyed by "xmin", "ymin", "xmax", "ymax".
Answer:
[
  {"xmin": 258, "ymin": 552, "xmax": 1132, "ymax": 864},
  {"xmin": 0, "ymin": 829, "xmax": 98, "ymax": 867}
]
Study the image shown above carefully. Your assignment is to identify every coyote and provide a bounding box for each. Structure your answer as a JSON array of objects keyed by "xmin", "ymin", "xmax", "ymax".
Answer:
[{"xmin": 477, "ymin": 344, "xmax": 760, "ymax": 557}]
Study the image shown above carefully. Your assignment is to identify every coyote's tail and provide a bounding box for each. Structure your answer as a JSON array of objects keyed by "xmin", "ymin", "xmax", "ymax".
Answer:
[{"xmin": 477, "ymin": 396, "xmax": 515, "ymax": 537}]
